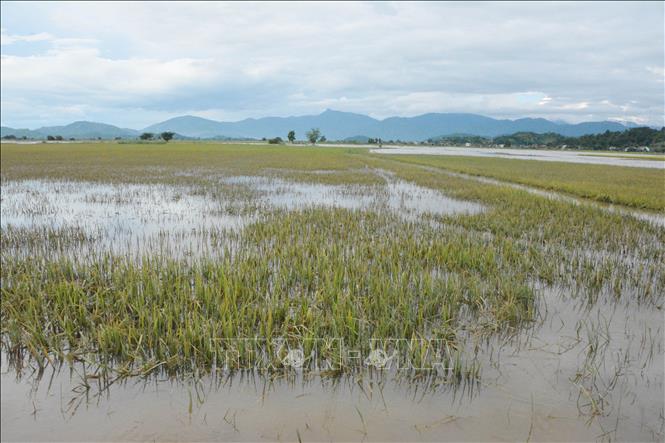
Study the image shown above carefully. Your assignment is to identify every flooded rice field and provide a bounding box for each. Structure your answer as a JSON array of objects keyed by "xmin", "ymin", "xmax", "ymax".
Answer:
[
  {"xmin": 2, "ymin": 164, "xmax": 664, "ymax": 441},
  {"xmin": 1, "ymin": 173, "xmax": 482, "ymax": 260},
  {"xmin": 370, "ymin": 146, "xmax": 665, "ymax": 169}
]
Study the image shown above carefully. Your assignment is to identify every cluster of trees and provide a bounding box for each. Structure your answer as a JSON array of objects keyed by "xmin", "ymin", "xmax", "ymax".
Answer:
[
  {"xmin": 274, "ymin": 129, "xmax": 326, "ymax": 144},
  {"xmin": 572, "ymin": 127, "xmax": 664, "ymax": 150},
  {"xmin": 427, "ymin": 127, "xmax": 664, "ymax": 151},
  {"xmin": 493, "ymin": 127, "xmax": 664, "ymax": 150},
  {"xmin": 139, "ymin": 132, "xmax": 175, "ymax": 142},
  {"xmin": 305, "ymin": 128, "xmax": 326, "ymax": 144},
  {"xmin": 493, "ymin": 132, "xmax": 567, "ymax": 147},
  {"xmin": 3, "ymin": 134, "xmax": 94, "ymax": 141},
  {"xmin": 426, "ymin": 135, "xmax": 491, "ymax": 146}
]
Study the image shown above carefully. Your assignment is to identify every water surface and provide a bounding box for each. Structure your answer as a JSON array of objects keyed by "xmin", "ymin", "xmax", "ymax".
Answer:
[{"xmin": 371, "ymin": 146, "xmax": 665, "ymax": 169}]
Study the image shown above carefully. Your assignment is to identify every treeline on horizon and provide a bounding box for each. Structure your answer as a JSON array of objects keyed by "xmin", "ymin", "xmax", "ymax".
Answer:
[
  {"xmin": 427, "ymin": 127, "xmax": 665, "ymax": 151},
  {"xmin": 3, "ymin": 126, "xmax": 664, "ymax": 152}
]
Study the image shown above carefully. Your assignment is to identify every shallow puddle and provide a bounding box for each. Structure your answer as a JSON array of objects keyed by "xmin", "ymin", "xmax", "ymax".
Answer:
[
  {"xmin": 1, "ymin": 180, "xmax": 247, "ymax": 260},
  {"xmin": 224, "ymin": 175, "xmax": 483, "ymax": 219},
  {"xmin": 1, "ymin": 176, "xmax": 483, "ymax": 259},
  {"xmin": 1, "ymin": 179, "xmax": 246, "ymax": 233}
]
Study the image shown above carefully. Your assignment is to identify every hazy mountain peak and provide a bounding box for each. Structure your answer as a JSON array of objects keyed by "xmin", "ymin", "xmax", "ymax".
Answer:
[
  {"xmin": 2, "ymin": 111, "xmax": 633, "ymax": 141},
  {"xmin": 157, "ymin": 115, "xmax": 218, "ymax": 123}
]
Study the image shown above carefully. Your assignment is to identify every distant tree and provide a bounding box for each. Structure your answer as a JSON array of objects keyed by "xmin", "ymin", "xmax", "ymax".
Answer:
[
  {"xmin": 47, "ymin": 135, "xmax": 55, "ymax": 141},
  {"xmin": 319, "ymin": 135, "xmax": 327, "ymax": 143},
  {"xmin": 140, "ymin": 132, "xmax": 154, "ymax": 141},
  {"xmin": 306, "ymin": 128, "xmax": 321, "ymax": 144},
  {"xmin": 160, "ymin": 131, "xmax": 175, "ymax": 142},
  {"xmin": 2, "ymin": 135, "xmax": 17, "ymax": 140},
  {"xmin": 54, "ymin": 135, "xmax": 64, "ymax": 141},
  {"xmin": 268, "ymin": 137, "xmax": 284, "ymax": 144},
  {"xmin": 287, "ymin": 130, "xmax": 296, "ymax": 143}
]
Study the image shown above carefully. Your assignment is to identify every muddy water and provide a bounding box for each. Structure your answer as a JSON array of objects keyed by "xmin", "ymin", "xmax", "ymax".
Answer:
[
  {"xmin": 0, "ymin": 180, "xmax": 248, "ymax": 260},
  {"xmin": 2, "ymin": 287, "xmax": 662, "ymax": 441},
  {"xmin": 2, "ymin": 175, "xmax": 663, "ymax": 441},
  {"xmin": 0, "ymin": 176, "xmax": 483, "ymax": 259},
  {"xmin": 225, "ymin": 175, "xmax": 483, "ymax": 220},
  {"xmin": 370, "ymin": 146, "xmax": 665, "ymax": 169}
]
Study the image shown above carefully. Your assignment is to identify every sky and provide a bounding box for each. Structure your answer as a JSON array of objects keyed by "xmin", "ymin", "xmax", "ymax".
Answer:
[{"xmin": 1, "ymin": 1, "xmax": 664, "ymax": 129}]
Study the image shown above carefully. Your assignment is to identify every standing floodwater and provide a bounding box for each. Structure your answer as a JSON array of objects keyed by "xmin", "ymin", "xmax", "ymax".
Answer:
[
  {"xmin": 370, "ymin": 146, "xmax": 665, "ymax": 169},
  {"xmin": 2, "ymin": 147, "xmax": 664, "ymax": 442}
]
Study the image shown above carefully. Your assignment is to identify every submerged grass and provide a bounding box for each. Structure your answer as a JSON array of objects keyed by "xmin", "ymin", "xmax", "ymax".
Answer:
[{"xmin": 2, "ymin": 208, "xmax": 534, "ymax": 379}]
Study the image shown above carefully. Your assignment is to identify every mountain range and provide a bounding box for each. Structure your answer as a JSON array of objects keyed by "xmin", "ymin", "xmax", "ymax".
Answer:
[
  {"xmin": 1, "ymin": 109, "xmax": 638, "ymax": 141},
  {"xmin": 1, "ymin": 121, "xmax": 140, "ymax": 140}
]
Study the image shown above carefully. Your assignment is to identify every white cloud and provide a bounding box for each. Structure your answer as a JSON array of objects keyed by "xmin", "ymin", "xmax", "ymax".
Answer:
[
  {"xmin": 1, "ymin": 29, "xmax": 52, "ymax": 45},
  {"xmin": 1, "ymin": 1, "xmax": 663, "ymax": 128},
  {"xmin": 1, "ymin": 50, "xmax": 219, "ymax": 100},
  {"xmin": 647, "ymin": 66, "xmax": 665, "ymax": 82}
]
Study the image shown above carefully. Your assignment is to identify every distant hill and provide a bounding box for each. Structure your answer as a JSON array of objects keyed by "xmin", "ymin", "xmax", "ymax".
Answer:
[
  {"xmin": 143, "ymin": 110, "xmax": 380, "ymax": 140},
  {"xmin": 1, "ymin": 126, "xmax": 35, "ymax": 139},
  {"xmin": 2, "ymin": 110, "xmax": 635, "ymax": 141},
  {"xmin": 142, "ymin": 110, "xmax": 630, "ymax": 140},
  {"xmin": 143, "ymin": 116, "xmax": 227, "ymax": 139},
  {"xmin": 343, "ymin": 135, "xmax": 371, "ymax": 143},
  {"xmin": 1, "ymin": 121, "xmax": 139, "ymax": 139}
]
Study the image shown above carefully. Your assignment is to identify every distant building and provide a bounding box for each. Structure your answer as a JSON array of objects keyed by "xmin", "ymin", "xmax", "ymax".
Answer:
[{"xmin": 625, "ymin": 146, "xmax": 651, "ymax": 152}]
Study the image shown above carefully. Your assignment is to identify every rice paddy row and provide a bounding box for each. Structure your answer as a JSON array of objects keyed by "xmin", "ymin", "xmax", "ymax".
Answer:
[{"xmin": 374, "ymin": 152, "xmax": 665, "ymax": 211}]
